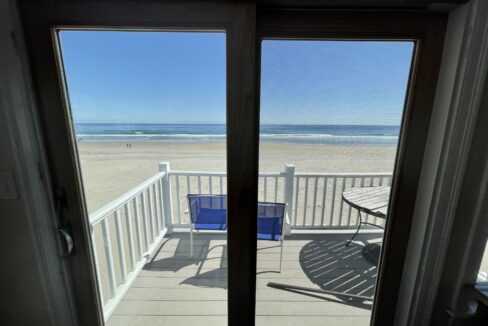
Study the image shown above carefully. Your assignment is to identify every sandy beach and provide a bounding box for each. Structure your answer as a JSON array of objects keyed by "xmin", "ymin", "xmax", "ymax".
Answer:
[{"xmin": 78, "ymin": 141, "xmax": 397, "ymax": 213}]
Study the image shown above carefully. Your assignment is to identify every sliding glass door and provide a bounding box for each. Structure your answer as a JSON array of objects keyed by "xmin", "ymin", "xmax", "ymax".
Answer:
[
  {"xmin": 19, "ymin": 2, "xmax": 446, "ymax": 325},
  {"xmin": 256, "ymin": 39, "xmax": 414, "ymax": 326},
  {"xmin": 255, "ymin": 11, "xmax": 447, "ymax": 326},
  {"xmin": 57, "ymin": 30, "xmax": 228, "ymax": 324}
]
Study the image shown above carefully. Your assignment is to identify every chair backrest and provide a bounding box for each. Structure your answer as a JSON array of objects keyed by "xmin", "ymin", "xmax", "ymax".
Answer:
[
  {"xmin": 257, "ymin": 202, "xmax": 286, "ymax": 241},
  {"xmin": 187, "ymin": 194, "xmax": 227, "ymax": 230},
  {"xmin": 187, "ymin": 195, "xmax": 285, "ymax": 238}
]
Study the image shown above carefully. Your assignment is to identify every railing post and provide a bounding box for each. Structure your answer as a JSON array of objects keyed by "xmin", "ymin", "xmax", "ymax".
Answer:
[
  {"xmin": 159, "ymin": 162, "xmax": 173, "ymax": 233},
  {"xmin": 284, "ymin": 164, "xmax": 295, "ymax": 235}
]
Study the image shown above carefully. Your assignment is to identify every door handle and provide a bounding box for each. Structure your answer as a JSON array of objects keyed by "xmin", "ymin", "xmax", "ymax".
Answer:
[{"xmin": 57, "ymin": 226, "xmax": 74, "ymax": 257}]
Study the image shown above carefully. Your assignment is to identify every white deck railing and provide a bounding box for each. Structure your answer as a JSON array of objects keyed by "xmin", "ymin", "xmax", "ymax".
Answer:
[
  {"xmin": 169, "ymin": 165, "xmax": 392, "ymax": 229},
  {"xmin": 89, "ymin": 169, "xmax": 170, "ymax": 321},
  {"xmin": 89, "ymin": 162, "xmax": 392, "ymax": 320}
]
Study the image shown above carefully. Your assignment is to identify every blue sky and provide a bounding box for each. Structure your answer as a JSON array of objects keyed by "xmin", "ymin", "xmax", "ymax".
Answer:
[{"xmin": 60, "ymin": 31, "xmax": 413, "ymax": 125}]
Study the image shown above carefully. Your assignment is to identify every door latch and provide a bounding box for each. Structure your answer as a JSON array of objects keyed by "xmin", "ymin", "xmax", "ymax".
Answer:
[
  {"xmin": 57, "ymin": 226, "xmax": 74, "ymax": 257},
  {"xmin": 55, "ymin": 186, "xmax": 75, "ymax": 257}
]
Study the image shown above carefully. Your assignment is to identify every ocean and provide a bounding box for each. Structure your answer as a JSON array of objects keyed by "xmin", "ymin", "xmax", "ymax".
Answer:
[{"xmin": 75, "ymin": 123, "xmax": 399, "ymax": 145}]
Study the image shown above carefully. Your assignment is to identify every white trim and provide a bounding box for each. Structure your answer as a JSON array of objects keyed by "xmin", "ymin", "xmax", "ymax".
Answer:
[
  {"xmin": 396, "ymin": 0, "xmax": 488, "ymax": 324},
  {"xmin": 171, "ymin": 170, "xmax": 284, "ymax": 177},
  {"xmin": 294, "ymin": 172, "xmax": 392, "ymax": 177}
]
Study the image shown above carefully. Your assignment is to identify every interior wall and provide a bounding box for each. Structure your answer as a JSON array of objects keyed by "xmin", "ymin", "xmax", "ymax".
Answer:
[
  {"xmin": 0, "ymin": 118, "xmax": 53, "ymax": 325},
  {"xmin": 0, "ymin": 1, "xmax": 76, "ymax": 325},
  {"xmin": 395, "ymin": 0, "xmax": 488, "ymax": 324},
  {"xmin": 0, "ymin": 3, "xmax": 54, "ymax": 325},
  {"xmin": 394, "ymin": 3, "xmax": 469, "ymax": 325}
]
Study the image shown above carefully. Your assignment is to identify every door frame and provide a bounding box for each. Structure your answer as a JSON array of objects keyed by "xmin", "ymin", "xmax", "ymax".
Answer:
[
  {"xmin": 19, "ymin": 1, "xmax": 447, "ymax": 325},
  {"xmin": 255, "ymin": 10, "xmax": 447, "ymax": 326},
  {"xmin": 19, "ymin": 1, "xmax": 257, "ymax": 324}
]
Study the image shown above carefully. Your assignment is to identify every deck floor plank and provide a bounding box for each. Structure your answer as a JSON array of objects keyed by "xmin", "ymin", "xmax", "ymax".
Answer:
[{"xmin": 107, "ymin": 232, "xmax": 380, "ymax": 326}]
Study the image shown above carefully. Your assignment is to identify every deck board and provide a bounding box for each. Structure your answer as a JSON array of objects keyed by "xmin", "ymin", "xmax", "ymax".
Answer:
[{"xmin": 107, "ymin": 232, "xmax": 380, "ymax": 326}]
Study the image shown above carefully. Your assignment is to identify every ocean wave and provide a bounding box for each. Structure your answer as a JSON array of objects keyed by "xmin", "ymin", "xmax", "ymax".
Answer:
[
  {"xmin": 260, "ymin": 133, "xmax": 398, "ymax": 139},
  {"xmin": 77, "ymin": 133, "xmax": 226, "ymax": 138},
  {"xmin": 77, "ymin": 133, "xmax": 397, "ymax": 139}
]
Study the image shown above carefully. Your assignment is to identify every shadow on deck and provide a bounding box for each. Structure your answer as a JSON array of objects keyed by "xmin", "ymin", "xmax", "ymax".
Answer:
[{"xmin": 108, "ymin": 232, "xmax": 382, "ymax": 326}]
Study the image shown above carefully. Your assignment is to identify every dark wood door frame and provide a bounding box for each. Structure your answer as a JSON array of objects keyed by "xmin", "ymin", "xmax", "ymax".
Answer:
[
  {"xmin": 256, "ymin": 10, "xmax": 447, "ymax": 326},
  {"xmin": 19, "ymin": 1, "xmax": 447, "ymax": 325},
  {"xmin": 19, "ymin": 1, "xmax": 257, "ymax": 325}
]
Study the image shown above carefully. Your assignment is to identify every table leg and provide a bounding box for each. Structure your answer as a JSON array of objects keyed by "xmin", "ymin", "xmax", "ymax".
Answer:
[{"xmin": 346, "ymin": 210, "xmax": 362, "ymax": 247}]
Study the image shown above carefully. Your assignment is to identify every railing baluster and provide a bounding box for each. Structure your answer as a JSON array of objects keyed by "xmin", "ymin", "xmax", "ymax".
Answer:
[
  {"xmin": 140, "ymin": 192, "xmax": 150, "ymax": 250},
  {"xmin": 91, "ymin": 227, "xmax": 104, "ymax": 304},
  {"xmin": 303, "ymin": 177, "xmax": 309, "ymax": 226},
  {"xmin": 124, "ymin": 203, "xmax": 136, "ymax": 272},
  {"xmin": 157, "ymin": 179, "xmax": 164, "ymax": 231},
  {"xmin": 175, "ymin": 175, "xmax": 181, "ymax": 224},
  {"xmin": 102, "ymin": 217, "xmax": 117, "ymax": 299},
  {"xmin": 359, "ymin": 177, "xmax": 365, "ymax": 225},
  {"xmin": 346, "ymin": 178, "xmax": 356, "ymax": 226},
  {"xmin": 147, "ymin": 187, "xmax": 156, "ymax": 241},
  {"xmin": 320, "ymin": 177, "xmax": 328, "ymax": 227},
  {"xmin": 311, "ymin": 177, "xmax": 319, "ymax": 226},
  {"xmin": 186, "ymin": 175, "xmax": 191, "ymax": 196},
  {"xmin": 209, "ymin": 176, "xmax": 212, "ymax": 194},
  {"xmin": 114, "ymin": 210, "xmax": 127, "ymax": 283},
  {"xmin": 294, "ymin": 177, "xmax": 300, "ymax": 226},
  {"xmin": 366, "ymin": 177, "xmax": 373, "ymax": 223},
  {"xmin": 264, "ymin": 176, "xmax": 267, "ymax": 202},
  {"xmin": 152, "ymin": 184, "xmax": 160, "ymax": 235},
  {"xmin": 220, "ymin": 176, "xmax": 223, "ymax": 194},
  {"xmin": 337, "ymin": 177, "xmax": 347, "ymax": 226},
  {"xmin": 133, "ymin": 197, "xmax": 143, "ymax": 259},
  {"xmin": 329, "ymin": 177, "xmax": 337, "ymax": 226},
  {"xmin": 274, "ymin": 176, "xmax": 279, "ymax": 202},
  {"xmin": 198, "ymin": 175, "xmax": 202, "ymax": 194}
]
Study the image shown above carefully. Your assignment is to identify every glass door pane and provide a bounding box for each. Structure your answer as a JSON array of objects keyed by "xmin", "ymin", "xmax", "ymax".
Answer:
[
  {"xmin": 57, "ymin": 30, "xmax": 227, "ymax": 325},
  {"xmin": 256, "ymin": 40, "xmax": 414, "ymax": 325}
]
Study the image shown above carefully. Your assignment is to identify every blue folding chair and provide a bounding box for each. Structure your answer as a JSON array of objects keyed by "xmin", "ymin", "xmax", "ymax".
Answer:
[
  {"xmin": 187, "ymin": 194, "xmax": 227, "ymax": 257},
  {"xmin": 257, "ymin": 202, "xmax": 286, "ymax": 272},
  {"xmin": 187, "ymin": 195, "xmax": 286, "ymax": 271}
]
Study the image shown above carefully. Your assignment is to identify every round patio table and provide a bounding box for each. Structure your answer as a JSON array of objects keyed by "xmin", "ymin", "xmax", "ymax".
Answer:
[{"xmin": 342, "ymin": 186, "xmax": 390, "ymax": 264}]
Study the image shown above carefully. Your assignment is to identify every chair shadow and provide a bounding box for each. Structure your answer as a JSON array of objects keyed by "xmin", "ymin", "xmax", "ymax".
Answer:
[
  {"xmin": 144, "ymin": 235, "xmax": 212, "ymax": 272},
  {"xmin": 180, "ymin": 244, "xmax": 228, "ymax": 289},
  {"xmin": 144, "ymin": 233, "xmax": 229, "ymax": 289}
]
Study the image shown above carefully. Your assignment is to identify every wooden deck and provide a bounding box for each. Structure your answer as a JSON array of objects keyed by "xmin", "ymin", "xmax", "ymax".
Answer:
[{"xmin": 107, "ymin": 232, "xmax": 381, "ymax": 326}]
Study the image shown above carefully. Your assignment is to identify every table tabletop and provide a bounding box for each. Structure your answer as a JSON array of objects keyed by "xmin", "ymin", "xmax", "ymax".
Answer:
[{"xmin": 342, "ymin": 186, "xmax": 390, "ymax": 218}]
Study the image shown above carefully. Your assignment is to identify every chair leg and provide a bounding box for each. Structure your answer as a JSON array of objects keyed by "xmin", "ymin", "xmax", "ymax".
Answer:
[
  {"xmin": 279, "ymin": 237, "xmax": 284, "ymax": 273},
  {"xmin": 190, "ymin": 224, "xmax": 194, "ymax": 257}
]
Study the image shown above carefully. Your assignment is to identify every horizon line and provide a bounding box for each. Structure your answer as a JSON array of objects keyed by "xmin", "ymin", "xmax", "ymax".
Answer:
[{"xmin": 74, "ymin": 122, "xmax": 401, "ymax": 126}]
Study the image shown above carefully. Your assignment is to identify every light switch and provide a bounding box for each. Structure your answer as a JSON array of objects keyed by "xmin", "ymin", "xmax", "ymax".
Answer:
[{"xmin": 0, "ymin": 172, "xmax": 18, "ymax": 199}]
